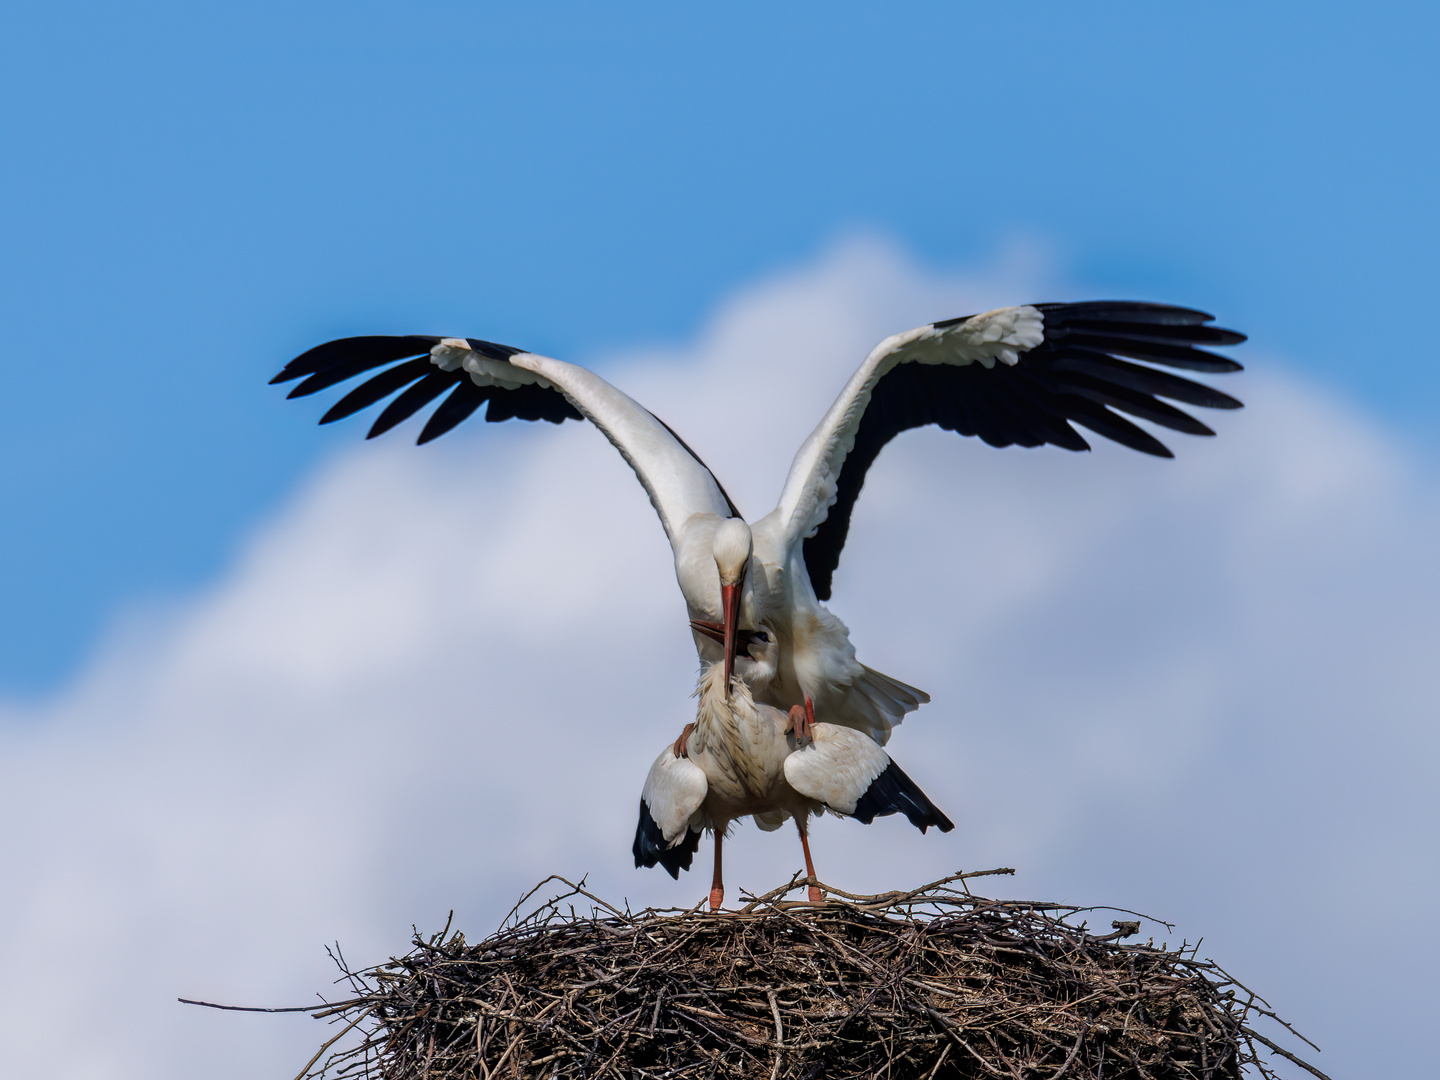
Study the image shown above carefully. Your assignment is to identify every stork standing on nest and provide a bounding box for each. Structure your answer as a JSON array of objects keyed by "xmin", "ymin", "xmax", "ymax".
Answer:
[
  {"xmin": 633, "ymin": 629, "xmax": 954, "ymax": 910},
  {"xmin": 272, "ymin": 302, "xmax": 1244, "ymax": 745}
]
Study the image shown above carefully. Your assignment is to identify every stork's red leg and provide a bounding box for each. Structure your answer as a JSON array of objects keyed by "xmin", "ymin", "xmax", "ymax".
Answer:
[
  {"xmin": 796, "ymin": 820, "xmax": 822, "ymax": 904},
  {"xmin": 709, "ymin": 829, "xmax": 724, "ymax": 912},
  {"xmin": 673, "ymin": 722, "xmax": 696, "ymax": 758}
]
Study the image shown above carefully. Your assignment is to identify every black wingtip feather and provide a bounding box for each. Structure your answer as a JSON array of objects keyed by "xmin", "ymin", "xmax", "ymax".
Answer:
[
  {"xmin": 272, "ymin": 335, "xmax": 442, "ymax": 385},
  {"xmin": 1040, "ymin": 303, "xmax": 1245, "ymax": 345},
  {"xmin": 1037, "ymin": 300, "xmax": 1217, "ymax": 325},
  {"xmin": 417, "ymin": 381, "xmax": 491, "ymax": 444},
  {"xmin": 1050, "ymin": 352, "xmax": 1244, "ymax": 409},
  {"xmin": 318, "ymin": 357, "xmax": 434, "ymax": 425},
  {"xmin": 1064, "ymin": 333, "xmax": 1245, "ymax": 373},
  {"xmin": 851, "ymin": 761, "xmax": 955, "ymax": 834},
  {"xmin": 1067, "ymin": 401, "xmax": 1176, "ymax": 458},
  {"xmin": 363, "ymin": 369, "xmax": 459, "ymax": 439},
  {"xmin": 633, "ymin": 800, "xmax": 700, "ymax": 878}
]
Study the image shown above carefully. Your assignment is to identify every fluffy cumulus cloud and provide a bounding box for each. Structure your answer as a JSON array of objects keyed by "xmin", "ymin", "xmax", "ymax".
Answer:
[{"xmin": 1, "ymin": 238, "xmax": 1435, "ymax": 1078}]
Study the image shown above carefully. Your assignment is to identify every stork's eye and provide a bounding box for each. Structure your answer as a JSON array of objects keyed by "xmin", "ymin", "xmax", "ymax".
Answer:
[{"xmin": 753, "ymin": 631, "xmax": 770, "ymax": 644}]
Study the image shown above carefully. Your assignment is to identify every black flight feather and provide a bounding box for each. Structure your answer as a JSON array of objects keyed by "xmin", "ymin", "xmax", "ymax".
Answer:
[
  {"xmin": 286, "ymin": 354, "xmax": 408, "ymax": 399},
  {"xmin": 851, "ymin": 760, "xmax": 955, "ymax": 833},
  {"xmin": 366, "ymin": 369, "xmax": 460, "ymax": 439},
  {"xmin": 271, "ymin": 335, "xmax": 440, "ymax": 385},
  {"xmin": 1049, "ymin": 352, "xmax": 1242, "ymax": 409},
  {"xmin": 1060, "ymin": 396, "xmax": 1175, "ymax": 457},
  {"xmin": 1060, "ymin": 333, "xmax": 1242, "ymax": 373},
  {"xmin": 633, "ymin": 800, "xmax": 701, "ymax": 879},
  {"xmin": 483, "ymin": 383, "xmax": 582, "ymax": 424},
  {"xmin": 320, "ymin": 357, "xmax": 433, "ymax": 425},
  {"xmin": 418, "ymin": 381, "xmax": 492, "ymax": 444}
]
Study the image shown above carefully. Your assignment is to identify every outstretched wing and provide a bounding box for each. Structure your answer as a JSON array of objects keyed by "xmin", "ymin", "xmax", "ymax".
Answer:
[
  {"xmin": 773, "ymin": 302, "xmax": 1246, "ymax": 599},
  {"xmin": 272, "ymin": 335, "xmax": 738, "ymax": 542}
]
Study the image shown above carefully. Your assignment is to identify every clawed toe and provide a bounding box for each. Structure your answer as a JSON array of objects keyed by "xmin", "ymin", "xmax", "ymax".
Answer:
[
  {"xmin": 787, "ymin": 699, "xmax": 816, "ymax": 745},
  {"xmin": 786, "ymin": 705, "xmax": 806, "ymax": 741}
]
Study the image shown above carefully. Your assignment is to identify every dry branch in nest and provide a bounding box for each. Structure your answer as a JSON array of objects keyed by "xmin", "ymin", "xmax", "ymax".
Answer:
[{"xmin": 236, "ymin": 871, "xmax": 1330, "ymax": 1080}]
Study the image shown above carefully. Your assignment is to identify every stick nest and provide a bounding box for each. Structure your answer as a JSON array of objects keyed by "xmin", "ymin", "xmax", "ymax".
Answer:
[{"xmin": 296, "ymin": 871, "xmax": 1327, "ymax": 1080}]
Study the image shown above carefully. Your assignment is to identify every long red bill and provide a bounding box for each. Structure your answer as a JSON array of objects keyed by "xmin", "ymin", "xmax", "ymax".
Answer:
[
  {"xmin": 688, "ymin": 619, "xmax": 725, "ymax": 646},
  {"xmin": 721, "ymin": 583, "xmax": 741, "ymax": 696}
]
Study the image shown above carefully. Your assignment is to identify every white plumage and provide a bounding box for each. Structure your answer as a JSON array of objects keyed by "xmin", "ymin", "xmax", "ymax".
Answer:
[{"xmin": 634, "ymin": 646, "xmax": 952, "ymax": 909}]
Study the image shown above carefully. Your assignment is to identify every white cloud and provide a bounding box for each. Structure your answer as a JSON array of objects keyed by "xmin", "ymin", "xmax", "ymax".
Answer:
[{"xmin": 1, "ymin": 236, "xmax": 1434, "ymax": 1078}]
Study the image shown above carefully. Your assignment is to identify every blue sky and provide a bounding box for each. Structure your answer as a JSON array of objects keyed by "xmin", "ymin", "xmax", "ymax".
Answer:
[
  {"xmin": 3, "ymin": 8, "xmax": 1440, "ymax": 1075},
  {"xmin": 2, "ymin": 2, "xmax": 1438, "ymax": 691}
]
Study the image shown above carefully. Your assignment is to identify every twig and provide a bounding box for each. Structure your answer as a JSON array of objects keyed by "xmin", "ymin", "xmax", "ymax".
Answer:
[
  {"xmin": 177, "ymin": 997, "xmax": 363, "ymax": 1014},
  {"xmin": 1244, "ymin": 1027, "xmax": 1334, "ymax": 1080},
  {"xmin": 289, "ymin": 1005, "xmax": 375, "ymax": 1080}
]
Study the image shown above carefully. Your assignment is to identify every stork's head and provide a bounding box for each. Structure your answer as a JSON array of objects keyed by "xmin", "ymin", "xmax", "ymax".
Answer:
[
  {"xmin": 688, "ymin": 622, "xmax": 778, "ymax": 695},
  {"xmin": 733, "ymin": 625, "xmax": 778, "ymax": 690},
  {"xmin": 712, "ymin": 517, "xmax": 752, "ymax": 586},
  {"xmin": 711, "ymin": 518, "xmax": 753, "ymax": 695}
]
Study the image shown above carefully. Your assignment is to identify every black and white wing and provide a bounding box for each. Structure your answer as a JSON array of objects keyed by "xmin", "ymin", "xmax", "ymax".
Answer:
[
  {"xmin": 272, "ymin": 335, "xmax": 738, "ymax": 543},
  {"xmin": 633, "ymin": 745, "xmax": 707, "ymax": 878},
  {"xmin": 773, "ymin": 302, "xmax": 1246, "ymax": 599},
  {"xmin": 783, "ymin": 723, "xmax": 954, "ymax": 833}
]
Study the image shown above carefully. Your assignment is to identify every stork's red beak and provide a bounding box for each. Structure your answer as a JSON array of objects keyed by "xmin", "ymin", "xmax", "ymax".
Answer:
[
  {"xmin": 688, "ymin": 619, "xmax": 725, "ymax": 645},
  {"xmin": 721, "ymin": 582, "xmax": 741, "ymax": 696}
]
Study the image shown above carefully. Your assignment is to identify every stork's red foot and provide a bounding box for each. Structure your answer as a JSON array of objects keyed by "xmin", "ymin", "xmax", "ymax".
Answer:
[
  {"xmin": 787, "ymin": 697, "xmax": 816, "ymax": 746},
  {"xmin": 807, "ymin": 881, "xmax": 823, "ymax": 904},
  {"xmin": 673, "ymin": 722, "xmax": 696, "ymax": 758},
  {"xmin": 709, "ymin": 885, "xmax": 724, "ymax": 912}
]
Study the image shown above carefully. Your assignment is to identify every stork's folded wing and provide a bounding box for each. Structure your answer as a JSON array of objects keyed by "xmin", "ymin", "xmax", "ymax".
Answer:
[
  {"xmin": 782, "ymin": 724, "xmax": 889, "ymax": 816},
  {"xmin": 633, "ymin": 746, "xmax": 708, "ymax": 878}
]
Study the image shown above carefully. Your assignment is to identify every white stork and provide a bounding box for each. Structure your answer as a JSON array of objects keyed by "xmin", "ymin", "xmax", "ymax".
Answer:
[
  {"xmin": 272, "ymin": 301, "xmax": 1244, "ymax": 887},
  {"xmin": 633, "ymin": 628, "xmax": 953, "ymax": 910}
]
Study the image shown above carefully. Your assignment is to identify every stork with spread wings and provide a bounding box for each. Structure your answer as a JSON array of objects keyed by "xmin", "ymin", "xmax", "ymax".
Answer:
[{"xmin": 273, "ymin": 300, "xmax": 1244, "ymax": 904}]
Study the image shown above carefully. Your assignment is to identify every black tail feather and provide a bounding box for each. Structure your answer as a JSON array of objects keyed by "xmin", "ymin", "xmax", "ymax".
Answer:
[
  {"xmin": 851, "ymin": 761, "xmax": 955, "ymax": 833},
  {"xmin": 632, "ymin": 799, "xmax": 701, "ymax": 879}
]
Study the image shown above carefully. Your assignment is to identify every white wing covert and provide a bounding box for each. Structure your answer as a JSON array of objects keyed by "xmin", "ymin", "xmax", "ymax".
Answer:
[
  {"xmin": 783, "ymin": 723, "xmax": 890, "ymax": 816},
  {"xmin": 640, "ymin": 747, "xmax": 708, "ymax": 843},
  {"xmin": 785, "ymin": 725, "xmax": 957, "ymax": 832}
]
